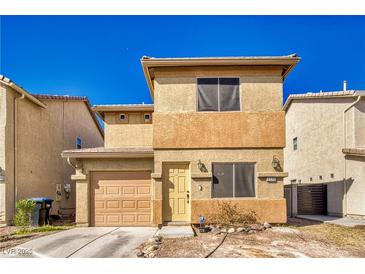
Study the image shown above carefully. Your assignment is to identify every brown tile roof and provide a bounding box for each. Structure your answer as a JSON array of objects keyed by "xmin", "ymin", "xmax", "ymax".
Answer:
[
  {"xmin": 92, "ymin": 104, "xmax": 154, "ymax": 120},
  {"xmin": 61, "ymin": 146, "xmax": 154, "ymax": 158},
  {"xmin": 32, "ymin": 94, "xmax": 88, "ymax": 101},
  {"xmin": 32, "ymin": 94, "xmax": 104, "ymax": 138},
  {"xmin": 0, "ymin": 75, "xmax": 47, "ymax": 108},
  {"xmin": 283, "ymin": 90, "xmax": 365, "ymax": 111},
  {"xmin": 342, "ymin": 148, "xmax": 365, "ymax": 156}
]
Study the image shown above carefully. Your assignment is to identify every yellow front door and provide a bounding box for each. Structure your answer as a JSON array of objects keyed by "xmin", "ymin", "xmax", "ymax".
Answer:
[{"xmin": 163, "ymin": 163, "xmax": 190, "ymax": 222}]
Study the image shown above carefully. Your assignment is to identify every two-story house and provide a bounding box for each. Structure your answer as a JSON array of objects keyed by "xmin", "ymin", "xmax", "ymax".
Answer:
[
  {"xmin": 284, "ymin": 88, "xmax": 365, "ymax": 219},
  {"xmin": 62, "ymin": 55, "xmax": 300, "ymax": 227},
  {"xmin": 0, "ymin": 75, "xmax": 104, "ymax": 225}
]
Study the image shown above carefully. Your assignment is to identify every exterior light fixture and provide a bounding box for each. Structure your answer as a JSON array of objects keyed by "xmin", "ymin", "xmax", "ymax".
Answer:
[
  {"xmin": 197, "ymin": 160, "xmax": 208, "ymax": 172},
  {"xmin": 272, "ymin": 155, "xmax": 282, "ymax": 171}
]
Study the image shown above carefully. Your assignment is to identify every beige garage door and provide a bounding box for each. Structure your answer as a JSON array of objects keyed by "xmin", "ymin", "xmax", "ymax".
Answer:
[{"xmin": 91, "ymin": 171, "xmax": 152, "ymax": 226}]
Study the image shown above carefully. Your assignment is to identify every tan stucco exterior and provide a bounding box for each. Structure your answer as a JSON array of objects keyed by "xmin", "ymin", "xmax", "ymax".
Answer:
[
  {"xmin": 66, "ymin": 55, "xmax": 299, "ymax": 226},
  {"xmin": 284, "ymin": 94, "xmax": 365, "ymax": 218},
  {"xmin": 0, "ymin": 82, "xmax": 104, "ymax": 224}
]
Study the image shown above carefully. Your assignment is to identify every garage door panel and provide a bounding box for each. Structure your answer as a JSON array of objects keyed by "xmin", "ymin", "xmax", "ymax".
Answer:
[{"xmin": 91, "ymin": 171, "xmax": 152, "ymax": 226}]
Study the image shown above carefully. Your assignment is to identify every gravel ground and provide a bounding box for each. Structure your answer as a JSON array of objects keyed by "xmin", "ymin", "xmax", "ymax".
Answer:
[{"xmin": 156, "ymin": 218, "xmax": 365, "ymax": 258}]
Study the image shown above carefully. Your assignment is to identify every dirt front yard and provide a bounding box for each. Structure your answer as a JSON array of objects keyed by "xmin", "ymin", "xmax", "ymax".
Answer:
[
  {"xmin": 0, "ymin": 225, "xmax": 74, "ymax": 252},
  {"xmin": 156, "ymin": 218, "xmax": 365, "ymax": 258}
]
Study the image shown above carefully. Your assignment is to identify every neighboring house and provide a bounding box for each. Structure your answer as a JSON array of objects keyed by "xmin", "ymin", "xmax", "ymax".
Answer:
[
  {"xmin": 0, "ymin": 75, "xmax": 104, "ymax": 225},
  {"xmin": 62, "ymin": 54, "xmax": 300, "ymax": 227},
  {"xmin": 283, "ymin": 88, "xmax": 365, "ymax": 219}
]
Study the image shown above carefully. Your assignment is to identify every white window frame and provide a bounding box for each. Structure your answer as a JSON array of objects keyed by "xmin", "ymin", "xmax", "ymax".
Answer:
[
  {"xmin": 211, "ymin": 162, "xmax": 256, "ymax": 199},
  {"xmin": 196, "ymin": 77, "xmax": 241, "ymax": 112}
]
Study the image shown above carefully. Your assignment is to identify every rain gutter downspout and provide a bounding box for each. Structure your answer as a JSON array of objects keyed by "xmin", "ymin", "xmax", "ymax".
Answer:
[
  {"xmin": 14, "ymin": 93, "xmax": 25, "ymax": 216},
  {"xmin": 343, "ymin": 95, "xmax": 362, "ymax": 216}
]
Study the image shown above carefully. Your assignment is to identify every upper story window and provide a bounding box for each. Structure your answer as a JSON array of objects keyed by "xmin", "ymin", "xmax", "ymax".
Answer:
[
  {"xmin": 76, "ymin": 136, "xmax": 82, "ymax": 149},
  {"xmin": 293, "ymin": 137, "xmax": 298, "ymax": 151},
  {"xmin": 212, "ymin": 163, "xmax": 255, "ymax": 198},
  {"xmin": 197, "ymin": 77, "xmax": 240, "ymax": 112},
  {"xmin": 119, "ymin": 113, "xmax": 128, "ymax": 123}
]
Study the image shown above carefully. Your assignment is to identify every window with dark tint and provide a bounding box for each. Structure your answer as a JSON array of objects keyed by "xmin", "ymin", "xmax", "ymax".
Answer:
[
  {"xmin": 212, "ymin": 164, "xmax": 233, "ymax": 197},
  {"xmin": 219, "ymin": 78, "xmax": 240, "ymax": 111},
  {"xmin": 197, "ymin": 77, "xmax": 240, "ymax": 112},
  {"xmin": 197, "ymin": 78, "xmax": 219, "ymax": 111},
  {"xmin": 293, "ymin": 137, "xmax": 298, "ymax": 151},
  {"xmin": 212, "ymin": 163, "xmax": 255, "ymax": 198},
  {"xmin": 234, "ymin": 163, "xmax": 255, "ymax": 197},
  {"xmin": 76, "ymin": 137, "xmax": 82, "ymax": 149}
]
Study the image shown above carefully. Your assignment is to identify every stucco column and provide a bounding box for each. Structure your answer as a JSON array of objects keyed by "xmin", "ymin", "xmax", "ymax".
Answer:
[{"xmin": 73, "ymin": 175, "xmax": 89, "ymax": 227}]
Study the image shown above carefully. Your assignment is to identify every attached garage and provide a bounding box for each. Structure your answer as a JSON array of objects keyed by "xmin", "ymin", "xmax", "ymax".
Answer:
[{"xmin": 90, "ymin": 171, "xmax": 152, "ymax": 226}]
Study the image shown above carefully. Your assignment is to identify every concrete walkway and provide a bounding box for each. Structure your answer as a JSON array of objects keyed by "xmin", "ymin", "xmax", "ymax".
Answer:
[
  {"xmin": 0, "ymin": 227, "xmax": 157, "ymax": 258},
  {"xmin": 155, "ymin": 226, "xmax": 195, "ymax": 238},
  {"xmin": 296, "ymin": 215, "xmax": 365, "ymax": 227}
]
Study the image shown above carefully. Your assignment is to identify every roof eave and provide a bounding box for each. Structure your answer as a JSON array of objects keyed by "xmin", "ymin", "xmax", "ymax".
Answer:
[
  {"xmin": 61, "ymin": 151, "xmax": 154, "ymax": 159},
  {"xmin": 0, "ymin": 76, "xmax": 47, "ymax": 108},
  {"xmin": 141, "ymin": 56, "xmax": 301, "ymax": 98}
]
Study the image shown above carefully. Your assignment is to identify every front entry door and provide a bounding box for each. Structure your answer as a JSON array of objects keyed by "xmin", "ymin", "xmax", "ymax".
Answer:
[{"xmin": 163, "ymin": 163, "xmax": 190, "ymax": 222}]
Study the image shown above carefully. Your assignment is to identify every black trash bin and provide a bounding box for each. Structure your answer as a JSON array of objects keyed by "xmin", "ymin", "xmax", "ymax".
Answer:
[
  {"xmin": 30, "ymin": 197, "xmax": 53, "ymax": 226},
  {"xmin": 43, "ymin": 198, "xmax": 54, "ymax": 225}
]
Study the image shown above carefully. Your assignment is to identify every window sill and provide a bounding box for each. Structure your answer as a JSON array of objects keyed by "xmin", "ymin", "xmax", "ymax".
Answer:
[{"xmin": 191, "ymin": 172, "xmax": 212, "ymax": 179}]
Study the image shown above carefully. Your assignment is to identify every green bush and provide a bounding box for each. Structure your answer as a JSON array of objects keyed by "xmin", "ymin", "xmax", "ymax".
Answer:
[{"xmin": 14, "ymin": 199, "xmax": 36, "ymax": 227}]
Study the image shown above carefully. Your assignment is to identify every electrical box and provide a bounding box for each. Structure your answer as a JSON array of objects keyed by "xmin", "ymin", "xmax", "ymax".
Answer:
[{"xmin": 56, "ymin": 184, "xmax": 62, "ymax": 201}]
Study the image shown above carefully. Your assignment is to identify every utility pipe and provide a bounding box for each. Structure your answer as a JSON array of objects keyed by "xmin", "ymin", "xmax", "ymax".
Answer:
[
  {"xmin": 342, "ymin": 95, "xmax": 362, "ymax": 216},
  {"xmin": 13, "ymin": 93, "xmax": 25, "ymax": 218}
]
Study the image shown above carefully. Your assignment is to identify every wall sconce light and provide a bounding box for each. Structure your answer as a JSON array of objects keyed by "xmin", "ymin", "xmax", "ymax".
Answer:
[
  {"xmin": 272, "ymin": 155, "xmax": 282, "ymax": 172},
  {"xmin": 197, "ymin": 160, "xmax": 208, "ymax": 172}
]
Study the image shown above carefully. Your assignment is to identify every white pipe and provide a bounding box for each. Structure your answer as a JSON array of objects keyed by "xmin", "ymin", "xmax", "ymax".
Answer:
[
  {"xmin": 342, "ymin": 95, "xmax": 362, "ymax": 216},
  {"xmin": 14, "ymin": 93, "xmax": 25, "ymax": 217}
]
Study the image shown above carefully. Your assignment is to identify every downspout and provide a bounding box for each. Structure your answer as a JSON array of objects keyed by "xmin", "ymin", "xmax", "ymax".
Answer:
[
  {"xmin": 343, "ymin": 95, "xmax": 362, "ymax": 216},
  {"xmin": 13, "ymin": 93, "xmax": 25, "ymax": 217}
]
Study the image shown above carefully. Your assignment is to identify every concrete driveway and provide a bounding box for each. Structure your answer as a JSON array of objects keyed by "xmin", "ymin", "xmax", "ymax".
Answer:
[{"xmin": 1, "ymin": 227, "xmax": 157, "ymax": 258}]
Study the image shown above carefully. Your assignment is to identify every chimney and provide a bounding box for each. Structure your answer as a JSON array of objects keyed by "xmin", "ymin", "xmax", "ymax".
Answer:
[{"xmin": 343, "ymin": 80, "xmax": 347, "ymax": 92}]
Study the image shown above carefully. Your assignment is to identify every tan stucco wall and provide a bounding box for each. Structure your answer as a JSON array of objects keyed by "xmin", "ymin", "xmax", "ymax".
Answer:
[
  {"xmin": 0, "ymin": 84, "xmax": 16, "ymax": 223},
  {"xmin": 153, "ymin": 112, "xmax": 285, "ymax": 149},
  {"xmin": 191, "ymin": 199, "xmax": 287, "ymax": 223},
  {"xmin": 0, "ymin": 97, "xmax": 104, "ymax": 222},
  {"xmin": 73, "ymin": 158, "xmax": 154, "ymax": 226},
  {"xmin": 344, "ymin": 156, "xmax": 365, "ymax": 217},
  {"xmin": 151, "ymin": 149, "xmax": 285, "ymax": 224},
  {"xmin": 153, "ymin": 66, "xmax": 283, "ymax": 113},
  {"xmin": 284, "ymin": 97, "xmax": 355, "ymax": 185},
  {"xmin": 104, "ymin": 112, "xmax": 153, "ymax": 148},
  {"xmin": 284, "ymin": 97, "xmax": 365, "ymax": 217}
]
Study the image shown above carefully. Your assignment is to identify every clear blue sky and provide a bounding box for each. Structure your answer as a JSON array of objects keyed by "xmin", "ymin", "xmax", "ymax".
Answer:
[{"xmin": 1, "ymin": 16, "xmax": 364, "ymax": 105}]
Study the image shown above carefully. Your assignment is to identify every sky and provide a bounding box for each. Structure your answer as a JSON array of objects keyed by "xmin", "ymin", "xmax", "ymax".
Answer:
[{"xmin": 1, "ymin": 16, "xmax": 365, "ymax": 105}]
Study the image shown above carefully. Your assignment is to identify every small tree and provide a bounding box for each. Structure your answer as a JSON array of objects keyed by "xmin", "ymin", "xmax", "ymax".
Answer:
[{"xmin": 14, "ymin": 199, "xmax": 36, "ymax": 227}]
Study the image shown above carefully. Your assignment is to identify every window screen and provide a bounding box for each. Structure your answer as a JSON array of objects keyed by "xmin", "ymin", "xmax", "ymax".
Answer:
[
  {"xmin": 212, "ymin": 164, "xmax": 233, "ymax": 198},
  {"xmin": 212, "ymin": 163, "xmax": 255, "ymax": 198},
  {"xmin": 234, "ymin": 164, "xmax": 255, "ymax": 197},
  {"xmin": 219, "ymin": 78, "xmax": 240, "ymax": 111},
  {"xmin": 197, "ymin": 78, "xmax": 219, "ymax": 111},
  {"xmin": 197, "ymin": 77, "xmax": 240, "ymax": 112}
]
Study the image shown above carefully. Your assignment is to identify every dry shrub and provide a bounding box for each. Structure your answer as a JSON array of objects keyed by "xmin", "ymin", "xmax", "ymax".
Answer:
[{"xmin": 207, "ymin": 201, "xmax": 258, "ymax": 227}]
